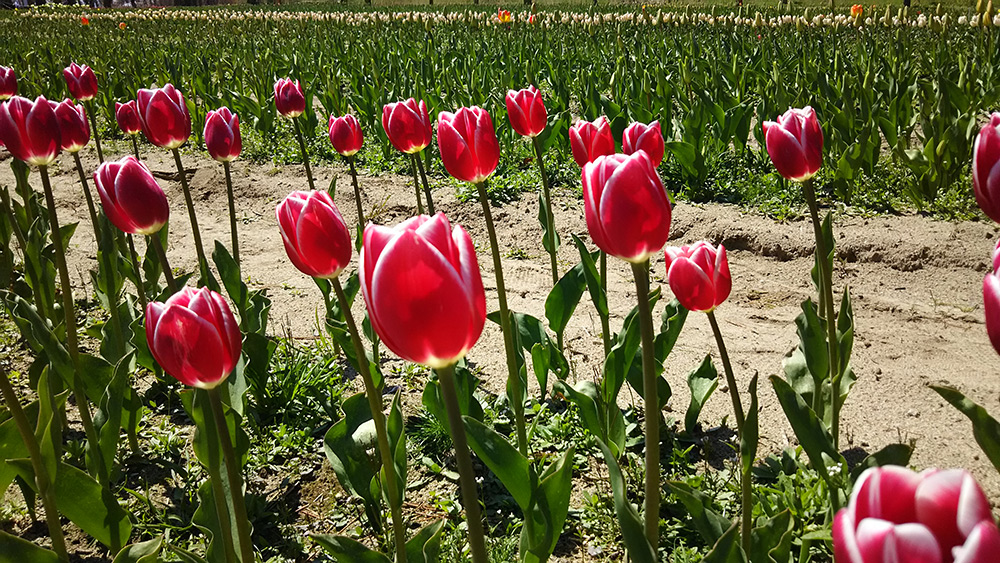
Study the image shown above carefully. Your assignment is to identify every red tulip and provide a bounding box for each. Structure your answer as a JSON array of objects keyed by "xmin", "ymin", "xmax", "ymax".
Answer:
[
  {"xmin": 145, "ymin": 287, "xmax": 242, "ymax": 389},
  {"xmin": 381, "ymin": 98, "xmax": 432, "ymax": 154},
  {"xmin": 437, "ymin": 106, "xmax": 500, "ymax": 184},
  {"xmin": 581, "ymin": 151, "xmax": 671, "ymax": 263},
  {"xmin": 137, "ymin": 84, "xmax": 191, "ymax": 149},
  {"xmin": 0, "ymin": 67, "xmax": 16, "ymax": 101},
  {"xmin": 204, "ymin": 107, "xmax": 241, "ymax": 162},
  {"xmin": 833, "ymin": 466, "xmax": 998, "ymax": 563},
  {"xmin": 274, "ymin": 78, "xmax": 305, "ymax": 118},
  {"xmin": 328, "ymin": 114, "xmax": 363, "ymax": 157},
  {"xmin": 505, "ymin": 86, "xmax": 547, "ymax": 138},
  {"xmin": 115, "ymin": 101, "xmax": 142, "ymax": 136},
  {"xmin": 569, "ymin": 116, "xmax": 615, "ymax": 167},
  {"xmin": 63, "ymin": 63, "xmax": 98, "ymax": 102},
  {"xmin": 762, "ymin": 106, "xmax": 823, "ymax": 182},
  {"xmin": 622, "ymin": 121, "xmax": 665, "ymax": 167},
  {"xmin": 973, "ymin": 113, "xmax": 1000, "ymax": 224},
  {"xmin": 94, "ymin": 156, "xmax": 170, "ymax": 236},
  {"xmin": 0, "ymin": 96, "xmax": 61, "ymax": 166},
  {"xmin": 360, "ymin": 212, "xmax": 486, "ymax": 368},
  {"xmin": 664, "ymin": 242, "xmax": 731, "ymax": 312},
  {"xmin": 276, "ymin": 190, "xmax": 352, "ymax": 279},
  {"xmin": 52, "ymin": 98, "xmax": 89, "ymax": 154}
]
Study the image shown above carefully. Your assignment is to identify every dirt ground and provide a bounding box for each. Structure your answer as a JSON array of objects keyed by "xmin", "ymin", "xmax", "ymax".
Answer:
[{"xmin": 4, "ymin": 140, "xmax": 1000, "ymax": 530}]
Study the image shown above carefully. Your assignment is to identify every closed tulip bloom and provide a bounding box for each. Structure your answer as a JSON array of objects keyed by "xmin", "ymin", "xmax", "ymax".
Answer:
[
  {"xmin": 664, "ymin": 242, "xmax": 731, "ymax": 312},
  {"xmin": 63, "ymin": 62, "xmax": 98, "ymax": 102},
  {"xmin": 0, "ymin": 95, "xmax": 61, "ymax": 166},
  {"xmin": 505, "ymin": 86, "xmax": 547, "ymax": 138},
  {"xmin": 94, "ymin": 156, "xmax": 169, "ymax": 235},
  {"xmin": 762, "ymin": 106, "xmax": 824, "ymax": 182},
  {"xmin": 115, "ymin": 101, "xmax": 142, "ymax": 136},
  {"xmin": 328, "ymin": 114, "xmax": 363, "ymax": 157},
  {"xmin": 570, "ymin": 116, "xmax": 615, "ymax": 167},
  {"xmin": 0, "ymin": 67, "xmax": 16, "ymax": 101},
  {"xmin": 137, "ymin": 84, "xmax": 191, "ymax": 149},
  {"xmin": 437, "ymin": 106, "xmax": 500, "ymax": 184},
  {"xmin": 972, "ymin": 113, "xmax": 1000, "ymax": 224},
  {"xmin": 622, "ymin": 121, "xmax": 665, "ymax": 167},
  {"xmin": 52, "ymin": 98, "xmax": 89, "ymax": 154},
  {"xmin": 276, "ymin": 190, "xmax": 352, "ymax": 279},
  {"xmin": 204, "ymin": 107, "xmax": 241, "ymax": 162},
  {"xmin": 145, "ymin": 287, "xmax": 242, "ymax": 389},
  {"xmin": 360, "ymin": 213, "xmax": 486, "ymax": 368},
  {"xmin": 382, "ymin": 98, "xmax": 432, "ymax": 154},
  {"xmin": 582, "ymin": 151, "xmax": 671, "ymax": 263},
  {"xmin": 274, "ymin": 78, "xmax": 305, "ymax": 118}
]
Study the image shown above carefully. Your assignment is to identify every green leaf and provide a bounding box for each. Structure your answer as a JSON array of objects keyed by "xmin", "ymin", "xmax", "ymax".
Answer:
[
  {"xmin": 665, "ymin": 481, "xmax": 732, "ymax": 545},
  {"xmin": 685, "ymin": 355, "xmax": 718, "ymax": 434},
  {"xmin": 930, "ymin": 385, "xmax": 1000, "ymax": 474},
  {"xmin": 701, "ymin": 522, "xmax": 744, "ymax": 563},
  {"xmin": 0, "ymin": 530, "xmax": 61, "ymax": 563},
  {"xmin": 112, "ymin": 536, "xmax": 163, "ymax": 563},
  {"xmin": 742, "ymin": 374, "xmax": 760, "ymax": 476},
  {"xmin": 405, "ymin": 520, "xmax": 446, "ymax": 563},
  {"xmin": 462, "ymin": 416, "xmax": 530, "ymax": 510},
  {"xmin": 596, "ymin": 438, "xmax": 656, "ymax": 563},
  {"xmin": 311, "ymin": 535, "xmax": 391, "ymax": 563}
]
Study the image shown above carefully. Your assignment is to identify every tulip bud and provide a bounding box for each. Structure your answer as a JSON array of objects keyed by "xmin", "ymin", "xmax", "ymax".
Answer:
[
  {"xmin": 0, "ymin": 95, "xmax": 61, "ymax": 167},
  {"xmin": 664, "ymin": 242, "xmax": 732, "ymax": 312},
  {"xmin": 762, "ymin": 106, "xmax": 824, "ymax": 182},
  {"xmin": 382, "ymin": 98, "xmax": 432, "ymax": 154},
  {"xmin": 360, "ymin": 213, "xmax": 486, "ymax": 369},
  {"xmin": 569, "ymin": 116, "xmax": 616, "ymax": 167},
  {"xmin": 137, "ymin": 84, "xmax": 191, "ymax": 149},
  {"xmin": 276, "ymin": 190, "xmax": 352, "ymax": 279},
  {"xmin": 582, "ymin": 152, "xmax": 671, "ymax": 263},
  {"xmin": 973, "ymin": 113, "xmax": 1000, "ymax": 223},
  {"xmin": 94, "ymin": 156, "xmax": 170, "ymax": 235},
  {"xmin": 0, "ymin": 67, "xmax": 16, "ymax": 101},
  {"xmin": 505, "ymin": 86, "xmax": 548, "ymax": 138},
  {"xmin": 437, "ymin": 106, "xmax": 500, "ymax": 184},
  {"xmin": 204, "ymin": 107, "xmax": 242, "ymax": 162},
  {"xmin": 328, "ymin": 114, "xmax": 364, "ymax": 157},
  {"xmin": 622, "ymin": 121, "xmax": 665, "ymax": 167},
  {"xmin": 274, "ymin": 78, "xmax": 305, "ymax": 118},
  {"xmin": 63, "ymin": 62, "xmax": 98, "ymax": 102},
  {"xmin": 146, "ymin": 287, "xmax": 242, "ymax": 389},
  {"xmin": 115, "ymin": 101, "xmax": 142, "ymax": 136},
  {"xmin": 52, "ymin": 98, "xmax": 90, "ymax": 153}
]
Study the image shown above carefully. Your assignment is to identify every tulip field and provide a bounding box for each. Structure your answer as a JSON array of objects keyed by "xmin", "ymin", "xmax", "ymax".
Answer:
[{"xmin": 3, "ymin": 3, "xmax": 1000, "ymax": 563}]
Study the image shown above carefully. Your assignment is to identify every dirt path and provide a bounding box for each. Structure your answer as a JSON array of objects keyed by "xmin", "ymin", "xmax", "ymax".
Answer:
[{"xmin": 5, "ymin": 144, "xmax": 1000, "ymax": 505}]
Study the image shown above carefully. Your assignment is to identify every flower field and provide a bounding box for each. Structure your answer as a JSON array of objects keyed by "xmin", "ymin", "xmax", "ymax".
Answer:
[{"xmin": 2, "ymin": 4, "xmax": 1000, "ymax": 563}]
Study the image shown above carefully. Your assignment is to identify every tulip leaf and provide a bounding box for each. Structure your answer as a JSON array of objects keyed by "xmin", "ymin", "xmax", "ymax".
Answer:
[
  {"xmin": 930, "ymin": 385, "xmax": 1000, "ymax": 474},
  {"xmin": 742, "ymin": 374, "xmax": 760, "ymax": 476},
  {"xmin": 323, "ymin": 392, "xmax": 383, "ymax": 533},
  {"xmin": 462, "ymin": 415, "xmax": 531, "ymax": 510},
  {"xmin": 768, "ymin": 376, "xmax": 844, "ymax": 477},
  {"xmin": 0, "ymin": 530, "xmax": 60, "ymax": 563},
  {"xmin": 544, "ymin": 259, "xmax": 587, "ymax": 337},
  {"xmin": 311, "ymin": 535, "xmax": 391, "ymax": 563},
  {"xmin": 405, "ymin": 520, "xmax": 446, "ymax": 563},
  {"xmin": 596, "ymin": 438, "xmax": 657, "ymax": 563},
  {"xmin": 665, "ymin": 480, "xmax": 733, "ymax": 546},
  {"xmin": 701, "ymin": 522, "xmax": 744, "ymax": 563},
  {"xmin": 112, "ymin": 536, "xmax": 164, "ymax": 563},
  {"xmin": 685, "ymin": 355, "xmax": 719, "ymax": 434}
]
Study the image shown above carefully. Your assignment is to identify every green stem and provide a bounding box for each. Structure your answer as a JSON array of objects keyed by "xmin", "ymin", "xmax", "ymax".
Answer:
[
  {"xmin": 130, "ymin": 135, "xmax": 141, "ymax": 161},
  {"xmin": 474, "ymin": 181, "xmax": 528, "ymax": 457},
  {"xmin": 84, "ymin": 99, "xmax": 104, "ymax": 164},
  {"xmin": 414, "ymin": 152, "xmax": 435, "ymax": 215},
  {"xmin": 72, "ymin": 152, "xmax": 100, "ymax": 243},
  {"xmin": 0, "ymin": 365, "xmax": 69, "ymax": 563},
  {"xmin": 600, "ymin": 251, "xmax": 612, "ymax": 357},
  {"xmin": 222, "ymin": 161, "xmax": 240, "ymax": 268},
  {"xmin": 292, "ymin": 118, "xmax": 315, "ymax": 191},
  {"xmin": 531, "ymin": 136, "xmax": 558, "ymax": 287},
  {"xmin": 171, "ymin": 148, "xmax": 211, "ymax": 288},
  {"xmin": 347, "ymin": 156, "xmax": 365, "ymax": 232},
  {"xmin": 150, "ymin": 233, "xmax": 178, "ymax": 294},
  {"xmin": 436, "ymin": 363, "xmax": 489, "ymax": 563},
  {"xmin": 126, "ymin": 233, "xmax": 148, "ymax": 312},
  {"xmin": 630, "ymin": 259, "xmax": 658, "ymax": 550},
  {"xmin": 331, "ymin": 278, "xmax": 407, "ymax": 563},
  {"xmin": 409, "ymin": 154, "xmax": 425, "ymax": 216},
  {"xmin": 207, "ymin": 387, "xmax": 254, "ymax": 563}
]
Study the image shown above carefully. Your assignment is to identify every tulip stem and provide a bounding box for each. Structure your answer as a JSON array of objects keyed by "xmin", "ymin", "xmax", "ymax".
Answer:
[
  {"xmin": 630, "ymin": 259, "xmax": 659, "ymax": 551},
  {"xmin": 600, "ymin": 251, "xmax": 612, "ymax": 357},
  {"xmin": 707, "ymin": 310, "xmax": 751, "ymax": 555},
  {"xmin": 206, "ymin": 387, "xmax": 254, "ymax": 563},
  {"xmin": 171, "ymin": 148, "xmax": 212, "ymax": 289},
  {"xmin": 71, "ymin": 152, "xmax": 100, "ymax": 243},
  {"xmin": 222, "ymin": 161, "xmax": 240, "ymax": 267},
  {"xmin": 126, "ymin": 234, "xmax": 148, "ymax": 312},
  {"xmin": 0, "ymin": 365, "xmax": 69, "ymax": 563},
  {"xmin": 130, "ymin": 135, "xmax": 141, "ymax": 161},
  {"xmin": 475, "ymin": 181, "xmax": 528, "ymax": 458},
  {"xmin": 408, "ymin": 155, "xmax": 425, "ymax": 216},
  {"xmin": 84, "ymin": 99, "xmax": 104, "ymax": 164},
  {"xmin": 414, "ymin": 153, "xmax": 435, "ymax": 215},
  {"xmin": 436, "ymin": 363, "xmax": 490, "ymax": 563},
  {"xmin": 347, "ymin": 156, "xmax": 365, "ymax": 231},
  {"xmin": 150, "ymin": 233, "xmax": 178, "ymax": 294},
  {"xmin": 531, "ymin": 136, "xmax": 559, "ymax": 287},
  {"xmin": 332, "ymin": 278, "xmax": 407, "ymax": 563},
  {"xmin": 291, "ymin": 118, "xmax": 315, "ymax": 191}
]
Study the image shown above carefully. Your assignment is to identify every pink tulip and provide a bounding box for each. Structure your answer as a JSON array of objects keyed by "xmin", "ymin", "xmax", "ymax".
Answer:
[
  {"xmin": 762, "ymin": 106, "xmax": 824, "ymax": 182},
  {"xmin": 664, "ymin": 242, "xmax": 731, "ymax": 312},
  {"xmin": 63, "ymin": 62, "xmax": 98, "ymax": 102},
  {"xmin": 569, "ymin": 116, "xmax": 615, "ymax": 167},
  {"xmin": 204, "ymin": 107, "xmax": 241, "ymax": 162},
  {"xmin": 382, "ymin": 98, "xmax": 432, "ymax": 154},
  {"xmin": 52, "ymin": 98, "xmax": 89, "ymax": 154},
  {"xmin": 0, "ymin": 67, "xmax": 16, "ymax": 101},
  {"xmin": 360, "ymin": 213, "xmax": 486, "ymax": 368},
  {"xmin": 115, "ymin": 101, "xmax": 142, "ymax": 136},
  {"xmin": 0, "ymin": 96, "xmax": 61, "ymax": 166},
  {"xmin": 622, "ymin": 121, "xmax": 665, "ymax": 167},
  {"xmin": 276, "ymin": 190, "xmax": 352, "ymax": 279},
  {"xmin": 582, "ymin": 151, "xmax": 671, "ymax": 263},
  {"xmin": 94, "ymin": 156, "xmax": 169, "ymax": 236},
  {"xmin": 137, "ymin": 84, "xmax": 191, "ymax": 149},
  {"xmin": 505, "ymin": 86, "xmax": 547, "ymax": 138},
  {"xmin": 328, "ymin": 114, "xmax": 363, "ymax": 157},
  {"xmin": 437, "ymin": 106, "xmax": 500, "ymax": 184},
  {"xmin": 274, "ymin": 78, "xmax": 305, "ymax": 118},
  {"xmin": 145, "ymin": 287, "xmax": 242, "ymax": 389},
  {"xmin": 973, "ymin": 113, "xmax": 1000, "ymax": 224}
]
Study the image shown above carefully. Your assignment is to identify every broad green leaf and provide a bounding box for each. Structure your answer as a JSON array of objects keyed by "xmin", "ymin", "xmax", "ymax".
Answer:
[{"xmin": 685, "ymin": 355, "xmax": 718, "ymax": 434}]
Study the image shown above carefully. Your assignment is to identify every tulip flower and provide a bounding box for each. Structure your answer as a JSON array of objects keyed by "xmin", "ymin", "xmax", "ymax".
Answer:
[
  {"xmin": 505, "ymin": 86, "xmax": 548, "ymax": 138},
  {"xmin": 834, "ymin": 466, "xmax": 999, "ymax": 563},
  {"xmin": 382, "ymin": 98, "xmax": 432, "ymax": 154},
  {"xmin": 204, "ymin": 107, "xmax": 241, "ymax": 162},
  {"xmin": 115, "ymin": 101, "xmax": 142, "ymax": 136},
  {"xmin": 762, "ymin": 106, "xmax": 823, "ymax": 182},
  {"xmin": 0, "ymin": 95, "xmax": 61, "ymax": 167},
  {"xmin": 328, "ymin": 114, "xmax": 363, "ymax": 157},
  {"xmin": 137, "ymin": 84, "xmax": 191, "ymax": 150},
  {"xmin": 664, "ymin": 242, "xmax": 732, "ymax": 313},
  {"xmin": 973, "ymin": 113, "xmax": 1000, "ymax": 224},
  {"xmin": 622, "ymin": 121, "xmax": 665, "ymax": 167},
  {"xmin": 273, "ymin": 78, "xmax": 305, "ymax": 118},
  {"xmin": 0, "ymin": 66, "xmax": 16, "ymax": 101},
  {"xmin": 94, "ymin": 156, "xmax": 169, "ymax": 236},
  {"xmin": 276, "ymin": 190, "xmax": 352, "ymax": 279},
  {"xmin": 52, "ymin": 99, "xmax": 89, "ymax": 154},
  {"xmin": 570, "ymin": 116, "xmax": 615, "ymax": 167},
  {"xmin": 63, "ymin": 63, "xmax": 97, "ymax": 102},
  {"xmin": 437, "ymin": 106, "xmax": 500, "ymax": 185}
]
